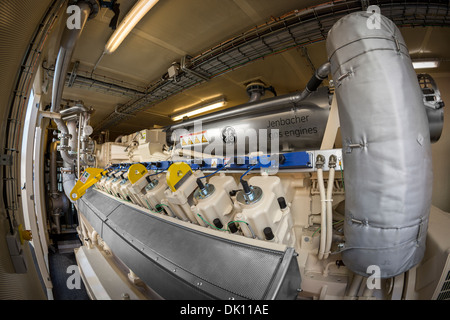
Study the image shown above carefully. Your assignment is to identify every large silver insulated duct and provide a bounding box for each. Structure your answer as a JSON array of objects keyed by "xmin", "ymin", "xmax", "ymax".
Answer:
[
  {"xmin": 168, "ymin": 88, "xmax": 331, "ymax": 155},
  {"xmin": 326, "ymin": 11, "xmax": 433, "ymax": 278},
  {"xmin": 167, "ymin": 63, "xmax": 332, "ymax": 155}
]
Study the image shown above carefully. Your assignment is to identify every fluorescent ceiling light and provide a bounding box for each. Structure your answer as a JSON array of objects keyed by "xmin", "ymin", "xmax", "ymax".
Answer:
[
  {"xmin": 412, "ymin": 59, "xmax": 440, "ymax": 69},
  {"xmin": 105, "ymin": 0, "xmax": 159, "ymax": 54},
  {"xmin": 171, "ymin": 99, "xmax": 226, "ymax": 121}
]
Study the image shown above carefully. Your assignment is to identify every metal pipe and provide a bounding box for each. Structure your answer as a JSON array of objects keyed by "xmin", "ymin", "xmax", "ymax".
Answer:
[
  {"xmin": 248, "ymin": 91, "xmax": 262, "ymax": 103},
  {"xmin": 51, "ymin": 1, "xmax": 91, "ymax": 169},
  {"xmin": 64, "ymin": 119, "xmax": 89, "ymax": 170},
  {"xmin": 297, "ymin": 62, "xmax": 331, "ymax": 101},
  {"xmin": 77, "ymin": 114, "xmax": 82, "ymax": 178},
  {"xmin": 60, "ymin": 104, "xmax": 88, "ymax": 119},
  {"xmin": 51, "ymin": 1, "xmax": 91, "ymax": 117},
  {"xmin": 246, "ymin": 82, "xmax": 265, "ymax": 103},
  {"xmin": 63, "ymin": 172, "xmax": 77, "ymax": 202},
  {"xmin": 168, "ymin": 62, "xmax": 330, "ymax": 131},
  {"xmin": 67, "ymin": 120, "xmax": 78, "ymax": 156},
  {"xmin": 362, "ymin": 277, "xmax": 374, "ymax": 298},
  {"xmin": 91, "ymin": 230, "xmax": 98, "ymax": 246},
  {"xmin": 324, "ymin": 155, "xmax": 337, "ymax": 259},
  {"xmin": 59, "ymin": 119, "xmax": 87, "ymax": 171},
  {"xmin": 50, "ymin": 139, "xmax": 71, "ymax": 233},
  {"xmin": 169, "ymin": 91, "xmax": 303, "ymax": 130},
  {"xmin": 316, "ymin": 155, "xmax": 326, "ymax": 260},
  {"xmin": 346, "ymin": 274, "xmax": 363, "ymax": 299},
  {"xmin": 49, "ymin": 140, "xmax": 61, "ymax": 199}
]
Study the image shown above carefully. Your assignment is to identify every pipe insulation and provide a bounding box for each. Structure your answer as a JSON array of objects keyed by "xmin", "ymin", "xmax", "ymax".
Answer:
[{"xmin": 326, "ymin": 12, "xmax": 433, "ymax": 278}]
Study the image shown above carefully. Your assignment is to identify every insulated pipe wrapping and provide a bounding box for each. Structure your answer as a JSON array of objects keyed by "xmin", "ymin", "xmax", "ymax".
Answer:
[{"xmin": 326, "ymin": 12, "xmax": 432, "ymax": 278}]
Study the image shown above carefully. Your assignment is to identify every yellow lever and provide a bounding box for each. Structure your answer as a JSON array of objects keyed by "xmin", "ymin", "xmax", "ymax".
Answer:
[
  {"xmin": 70, "ymin": 168, "xmax": 108, "ymax": 201},
  {"xmin": 127, "ymin": 163, "xmax": 148, "ymax": 184}
]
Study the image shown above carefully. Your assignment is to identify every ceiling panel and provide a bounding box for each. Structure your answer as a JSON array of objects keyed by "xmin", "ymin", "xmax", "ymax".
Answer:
[
  {"xmin": 135, "ymin": 0, "xmax": 255, "ymax": 55},
  {"xmin": 100, "ymin": 33, "xmax": 182, "ymax": 82}
]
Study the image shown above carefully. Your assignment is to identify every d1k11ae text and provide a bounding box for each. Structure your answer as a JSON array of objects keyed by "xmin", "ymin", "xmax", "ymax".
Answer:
[{"xmin": 180, "ymin": 304, "xmax": 269, "ymax": 317}]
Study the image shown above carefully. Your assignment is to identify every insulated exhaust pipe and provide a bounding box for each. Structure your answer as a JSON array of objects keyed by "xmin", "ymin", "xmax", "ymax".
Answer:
[
  {"xmin": 326, "ymin": 11, "xmax": 433, "ymax": 278},
  {"xmin": 166, "ymin": 62, "xmax": 332, "ymax": 155},
  {"xmin": 168, "ymin": 62, "xmax": 330, "ymax": 131}
]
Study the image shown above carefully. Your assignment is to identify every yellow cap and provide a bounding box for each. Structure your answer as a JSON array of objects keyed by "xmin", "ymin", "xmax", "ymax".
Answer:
[
  {"xmin": 166, "ymin": 162, "xmax": 193, "ymax": 192},
  {"xmin": 127, "ymin": 163, "xmax": 148, "ymax": 184}
]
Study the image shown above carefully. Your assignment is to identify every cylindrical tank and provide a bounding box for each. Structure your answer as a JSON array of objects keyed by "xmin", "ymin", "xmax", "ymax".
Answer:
[
  {"xmin": 326, "ymin": 11, "xmax": 433, "ymax": 278},
  {"xmin": 167, "ymin": 87, "xmax": 331, "ymax": 156}
]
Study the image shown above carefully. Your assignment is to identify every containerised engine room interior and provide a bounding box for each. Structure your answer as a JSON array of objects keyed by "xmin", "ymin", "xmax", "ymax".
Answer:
[{"xmin": 1, "ymin": 0, "xmax": 450, "ymax": 301}]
